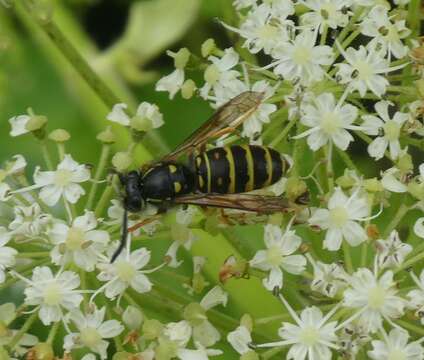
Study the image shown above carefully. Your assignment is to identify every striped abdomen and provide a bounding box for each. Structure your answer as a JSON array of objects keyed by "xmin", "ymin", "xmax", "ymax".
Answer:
[{"xmin": 195, "ymin": 145, "xmax": 287, "ymax": 194}]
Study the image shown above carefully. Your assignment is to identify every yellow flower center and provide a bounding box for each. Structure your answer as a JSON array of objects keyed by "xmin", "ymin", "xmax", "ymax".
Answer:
[
  {"xmin": 292, "ymin": 46, "xmax": 312, "ymax": 65},
  {"xmin": 388, "ymin": 349, "xmax": 407, "ymax": 360},
  {"xmin": 299, "ymin": 326, "xmax": 320, "ymax": 346},
  {"xmin": 54, "ymin": 169, "xmax": 72, "ymax": 187},
  {"xmin": 80, "ymin": 327, "xmax": 102, "ymax": 348},
  {"xmin": 266, "ymin": 245, "xmax": 284, "ymax": 267},
  {"xmin": 329, "ymin": 206, "xmax": 348, "ymax": 227},
  {"xmin": 43, "ymin": 283, "xmax": 63, "ymax": 306},
  {"xmin": 258, "ymin": 24, "xmax": 278, "ymax": 40},
  {"xmin": 116, "ymin": 261, "xmax": 136, "ymax": 282},
  {"xmin": 321, "ymin": 112, "xmax": 341, "ymax": 135},
  {"xmin": 204, "ymin": 64, "xmax": 220, "ymax": 85},
  {"xmin": 66, "ymin": 227, "xmax": 85, "ymax": 251},
  {"xmin": 367, "ymin": 285, "xmax": 386, "ymax": 309},
  {"xmin": 383, "ymin": 121, "xmax": 401, "ymax": 141},
  {"xmin": 320, "ymin": 3, "xmax": 336, "ymax": 20},
  {"xmin": 354, "ymin": 60, "xmax": 373, "ymax": 80}
]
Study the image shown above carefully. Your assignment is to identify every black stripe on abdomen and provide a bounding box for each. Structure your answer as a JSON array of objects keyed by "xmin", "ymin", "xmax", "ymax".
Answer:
[
  {"xmin": 251, "ymin": 146, "xmax": 269, "ymax": 189},
  {"xmin": 206, "ymin": 148, "xmax": 231, "ymax": 193},
  {"xmin": 269, "ymin": 147, "xmax": 283, "ymax": 183},
  {"xmin": 230, "ymin": 145, "xmax": 249, "ymax": 193}
]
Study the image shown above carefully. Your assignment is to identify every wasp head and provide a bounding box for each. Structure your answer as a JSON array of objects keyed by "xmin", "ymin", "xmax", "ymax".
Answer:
[{"xmin": 120, "ymin": 170, "xmax": 144, "ymax": 213}]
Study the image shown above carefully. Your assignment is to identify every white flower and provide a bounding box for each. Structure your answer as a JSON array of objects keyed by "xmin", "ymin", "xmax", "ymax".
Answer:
[
  {"xmin": 177, "ymin": 342, "xmax": 223, "ymax": 360},
  {"xmin": 33, "ymin": 154, "xmax": 90, "ymax": 206},
  {"xmin": 269, "ymin": 30, "xmax": 333, "ymax": 86},
  {"xmin": 414, "ymin": 217, "xmax": 424, "ymax": 238},
  {"xmin": 96, "ymin": 247, "xmax": 156, "ymax": 300},
  {"xmin": 343, "ymin": 268, "xmax": 405, "ymax": 333},
  {"xmin": 261, "ymin": 0, "xmax": 295, "ymax": 18},
  {"xmin": 107, "ymin": 102, "xmax": 164, "ymax": 130},
  {"xmin": 360, "ymin": 5, "xmax": 411, "ymax": 59},
  {"xmin": 308, "ymin": 187, "xmax": 369, "ymax": 251},
  {"xmin": 224, "ymin": 4, "xmax": 293, "ymax": 55},
  {"xmin": 212, "ymin": 80, "xmax": 277, "ymax": 141},
  {"xmin": 257, "ymin": 297, "xmax": 339, "ymax": 360},
  {"xmin": 200, "ymin": 48, "xmax": 244, "ymax": 99},
  {"xmin": 49, "ymin": 211, "xmax": 109, "ymax": 271},
  {"xmin": 9, "ymin": 203, "xmax": 50, "ymax": 237},
  {"xmin": 0, "ymin": 228, "xmax": 17, "ymax": 283},
  {"xmin": 122, "ymin": 305, "xmax": 143, "ymax": 330},
  {"xmin": 156, "ymin": 69, "xmax": 185, "ymax": 99},
  {"xmin": 368, "ymin": 328, "xmax": 424, "ymax": 360},
  {"xmin": 22, "ymin": 266, "xmax": 83, "ymax": 325},
  {"xmin": 164, "ymin": 320, "xmax": 192, "ymax": 348},
  {"xmin": 184, "ymin": 286, "xmax": 227, "ymax": 347},
  {"xmin": 250, "ymin": 224, "xmax": 306, "ymax": 291},
  {"xmin": 0, "ymin": 155, "xmax": 27, "ymax": 180},
  {"xmin": 294, "ymin": 92, "xmax": 360, "ymax": 151},
  {"xmin": 362, "ymin": 100, "xmax": 408, "ymax": 160},
  {"xmin": 375, "ymin": 230, "xmax": 412, "ymax": 269},
  {"xmin": 0, "ymin": 183, "xmax": 11, "ymax": 201},
  {"xmin": 227, "ymin": 325, "xmax": 252, "ymax": 355},
  {"xmin": 407, "ymin": 270, "xmax": 424, "ymax": 324},
  {"xmin": 8, "ymin": 115, "xmax": 31, "ymax": 137},
  {"xmin": 310, "ymin": 260, "xmax": 348, "ymax": 298},
  {"xmin": 381, "ymin": 167, "xmax": 408, "ymax": 193},
  {"xmin": 336, "ymin": 45, "xmax": 405, "ymax": 97},
  {"xmin": 300, "ymin": 0, "xmax": 351, "ymax": 33},
  {"xmin": 64, "ymin": 307, "xmax": 124, "ymax": 359},
  {"xmin": 167, "ymin": 207, "xmax": 198, "ymax": 268},
  {"xmin": 233, "ymin": 0, "xmax": 256, "ymax": 10}
]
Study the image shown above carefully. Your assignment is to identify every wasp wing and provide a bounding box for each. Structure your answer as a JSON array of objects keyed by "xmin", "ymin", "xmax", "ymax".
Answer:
[
  {"xmin": 174, "ymin": 193, "xmax": 292, "ymax": 214},
  {"xmin": 161, "ymin": 91, "xmax": 264, "ymax": 163}
]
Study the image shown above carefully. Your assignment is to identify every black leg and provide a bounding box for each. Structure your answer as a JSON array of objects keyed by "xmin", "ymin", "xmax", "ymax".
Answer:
[{"xmin": 111, "ymin": 209, "xmax": 128, "ymax": 263}]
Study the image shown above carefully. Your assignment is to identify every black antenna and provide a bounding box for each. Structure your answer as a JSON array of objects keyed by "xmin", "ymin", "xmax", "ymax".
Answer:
[{"xmin": 111, "ymin": 209, "xmax": 128, "ymax": 263}]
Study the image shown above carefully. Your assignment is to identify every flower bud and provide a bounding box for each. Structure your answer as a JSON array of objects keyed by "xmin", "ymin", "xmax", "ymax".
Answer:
[
  {"xmin": 130, "ymin": 116, "xmax": 153, "ymax": 132},
  {"xmin": 48, "ymin": 129, "xmax": 70, "ymax": 143},
  {"xmin": 171, "ymin": 48, "xmax": 190, "ymax": 70},
  {"xmin": 123, "ymin": 305, "xmax": 143, "ymax": 330},
  {"xmin": 201, "ymin": 38, "xmax": 216, "ymax": 58},
  {"xmin": 336, "ymin": 174, "xmax": 356, "ymax": 188},
  {"xmin": 364, "ymin": 178, "xmax": 383, "ymax": 193},
  {"xmin": 155, "ymin": 338, "xmax": 178, "ymax": 360},
  {"xmin": 397, "ymin": 153, "xmax": 413, "ymax": 173},
  {"xmin": 112, "ymin": 151, "xmax": 133, "ymax": 172},
  {"xmin": 183, "ymin": 302, "xmax": 207, "ymax": 326},
  {"xmin": 241, "ymin": 350, "xmax": 260, "ymax": 360},
  {"xmin": 285, "ymin": 176, "xmax": 308, "ymax": 203},
  {"xmin": 181, "ymin": 79, "xmax": 196, "ymax": 99},
  {"xmin": 408, "ymin": 181, "xmax": 424, "ymax": 201},
  {"xmin": 204, "ymin": 64, "xmax": 219, "ymax": 85},
  {"xmin": 240, "ymin": 314, "xmax": 253, "ymax": 332},
  {"xmin": 30, "ymin": 343, "xmax": 54, "ymax": 360},
  {"xmin": 191, "ymin": 273, "xmax": 207, "ymax": 294},
  {"xmin": 97, "ymin": 126, "xmax": 116, "ymax": 144},
  {"xmin": 142, "ymin": 319, "xmax": 163, "ymax": 340},
  {"xmin": 26, "ymin": 114, "xmax": 48, "ymax": 132}
]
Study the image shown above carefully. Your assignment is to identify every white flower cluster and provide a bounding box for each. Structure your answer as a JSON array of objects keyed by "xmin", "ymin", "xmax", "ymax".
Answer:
[{"xmin": 1, "ymin": 0, "xmax": 424, "ymax": 359}]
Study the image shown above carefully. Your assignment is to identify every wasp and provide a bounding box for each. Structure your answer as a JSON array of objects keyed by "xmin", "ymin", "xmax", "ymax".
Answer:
[{"xmin": 112, "ymin": 91, "xmax": 294, "ymax": 262}]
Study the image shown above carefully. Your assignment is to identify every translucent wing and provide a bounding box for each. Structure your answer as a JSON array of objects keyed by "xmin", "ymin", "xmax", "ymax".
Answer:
[{"xmin": 161, "ymin": 91, "xmax": 264, "ymax": 162}]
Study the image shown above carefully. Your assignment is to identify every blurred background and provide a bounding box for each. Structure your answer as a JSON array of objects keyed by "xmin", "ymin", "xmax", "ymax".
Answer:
[{"xmin": 0, "ymin": 0, "xmax": 236, "ymax": 167}]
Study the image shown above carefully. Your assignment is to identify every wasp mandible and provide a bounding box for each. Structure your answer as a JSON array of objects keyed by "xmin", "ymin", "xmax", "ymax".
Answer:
[{"xmin": 113, "ymin": 91, "xmax": 293, "ymax": 262}]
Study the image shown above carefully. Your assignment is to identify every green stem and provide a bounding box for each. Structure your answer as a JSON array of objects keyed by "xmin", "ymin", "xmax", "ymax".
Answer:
[
  {"xmin": 360, "ymin": 241, "xmax": 368, "ymax": 268},
  {"xmin": 320, "ymin": 25, "xmax": 328, "ymax": 46},
  {"xmin": 86, "ymin": 144, "xmax": 111, "ymax": 210},
  {"xmin": 269, "ymin": 115, "xmax": 297, "ymax": 148},
  {"xmin": 383, "ymin": 203, "xmax": 410, "ymax": 238},
  {"xmin": 394, "ymin": 252, "xmax": 424, "ymax": 274},
  {"xmin": 342, "ymin": 241, "xmax": 354, "ymax": 274},
  {"xmin": 56, "ymin": 143, "xmax": 65, "ymax": 161},
  {"xmin": 395, "ymin": 319, "xmax": 424, "ymax": 336},
  {"xmin": 262, "ymin": 346, "xmax": 286, "ymax": 360},
  {"xmin": 94, "ymin": 180, "xmax": 117, "ymax": 218},
  {"xmin": 335, "ymin": 148, "xmax": 358, "ymax": 172},
  {"xmin": 40, "ymin": 141, "xmax": 54, "ymax": 170},
  {"xmin": 7, "ymin": 312, "xmax": 38, "ymax": 350},
  {"xmin": 46, "ymin": 322, "xmax": 60, "ymax": 345},
  {"xmin": 16, "ymin": 252, "xmax": 50, "ymax": 258},
  {"xmin": 18, "ymin": 1, "xmax": 123, "ymax": 112}
]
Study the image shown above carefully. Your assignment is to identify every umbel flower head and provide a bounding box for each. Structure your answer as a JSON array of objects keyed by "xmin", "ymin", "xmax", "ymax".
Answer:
[{"xmin": 1, "ymin": 0, "xmax": 424, "ymax": 358}]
